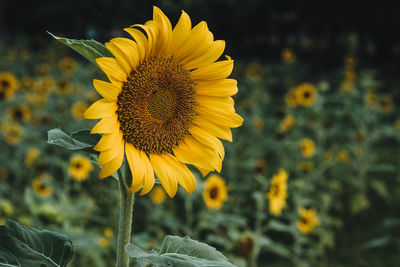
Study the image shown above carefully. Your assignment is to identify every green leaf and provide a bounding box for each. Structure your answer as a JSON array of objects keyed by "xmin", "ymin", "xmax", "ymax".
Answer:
[
  {"xmin": 126, "ymin": 235, "xmax": 236, "ymax": 267},
  {"xmin": 48, "ymin": 32, "xmax": 112, "ymax": 64},
  {"xmin": 47, "ymin": 128, "xmax": 100, "ymax": 154},
  {"xmin": 0, "ymin": 219, "xmax": 74, "ymax": 267}
]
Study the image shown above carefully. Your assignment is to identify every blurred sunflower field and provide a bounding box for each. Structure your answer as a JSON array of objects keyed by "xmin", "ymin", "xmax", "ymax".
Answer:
[{"xmin": 1, "ymin": 1, "xmax": 400, "ymax": 266}]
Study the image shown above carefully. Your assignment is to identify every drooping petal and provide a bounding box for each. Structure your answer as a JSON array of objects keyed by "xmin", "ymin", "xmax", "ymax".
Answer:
[
  {"xmin": 105, "ymin": 41, "xmax": 132, "ymax": 74},
  {"xmin": 84, "ymin": 99, "xmax": 117, "ymax": 119},
  {"xmin": 196, "ymin": 105, "xmax": 243, "ymax": 128},
  {"xmin": 192, "ymin": 116, "xmax": 233, "ymax": 142},
  {"xmin": 190, "ymin": 57, "xmax": 233, "ymax": 81},
  {"xmin": 162, "ymin": 153, "xmax": 196, "ymax": 194},
  {"xmin": 91, "ymin": 116, "xmax": 119, "ymax": 134},
  {"xmin": 138, "ymin": 152, "xmax": 155, "ymax": 195},
  {"xmin": 153, "ymin": 6, "xmax": 172, "ymax": 57},
  {"xmin": 149, "ymin": 154, "xmax": 178, "ymax": 197},
  {"xmin": 189, "ymin": 125, "xmax": 225, "ymax": 160},
  {"xmin": 98, "ymin": 149, "xmax": 124, "ymax": 179},
  {"xmin": 94, "ymin": 128, "xmax": 122, "ymax": 151},
  {"xmin": 96, "ymin": 57, "xmax": 127, "ymax": 82},
  {"xmin": 107, "ymin": 38, "xmax": 140, "ymax": 72},
  {"xmin": 195, "ymin": 78, "xmax": 238, "ymax": 97},
  {"xmin": 93, "ymin": 79, "xmax": 121, "ymax": 101},
  {"xmin": 124, "ymin": 28, "xmax": 149, "ymax": 61},
  {"xmin": 184, "ymin": 40, "xmax": 225, "ymax": 70},
  {"xmin": 97, "ymin": 135, "xmax": 124, "ymax": 166},
  {"xmin": 125, "ymin": 143, "xmax": 145, "ymax": 193}
]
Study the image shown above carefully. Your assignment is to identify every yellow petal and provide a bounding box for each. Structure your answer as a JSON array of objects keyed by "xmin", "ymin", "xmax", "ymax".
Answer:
[
  {"xmin": 153, "ymin": 6, "xmax": 172, "ymax": 57},
  {"xmin": 173, "ymin": 21, "xmax": 209, "ymax": 61},
  {"xmin": 196, "ymin": 105, "xmax": 243, "ymax": 128},
  {"xmin": 192, "ymin": 116, "xmax": 232, "ymax": 142},
  {"xmin": 173, "ymin": 135, "xmax": 222, "ymax": 172},
  {"xmin": 93, "ymin": 79, "xmax": 121, "ymax": 101},
  {"xmin": 138, "ymin": 152, "xmax": 155, "ymax": 195},
  {"xmin": 94, "ymin": 129, "xmax": 122, "ymax": 151},
  {"xmin": 170, "ymin": 11, "xmax": 191, "ymax": 54},
  {"xmin": 184, "ymin": 40, "xmax": 225, "ymax": 70},
  {"xmin": 133, "ymin": 23, "xmax": 157, "ymax": 56},
  {"xmin": 178, "ymin": 30, "xmax": 213, "ymax": 66},
  {"xmin": 96, "ymin": 57, "xmax": 127, "ymax": 82},
  {"xmin": 189, "ymin": 125, "xmax": 225, "ymax": 160},
  {"xmin": 149, "ymin": 154, "xmax": 178, "ymax": 198},
  {"xmin": 197, "ymin": 96, "xmax": 235, "ymax": 112},
  {"xmin": 84, "ymin": 99, "xmax": 117, "ymax": 119},
  {"xmin": 98, "ymin": 149, "xmax": 124, "ymax": 179},
  {"xmin": 91, "ymin": 116, "xmax": 119, "ymax": 134},
  {"xmin": 191, "ymin": 58, "xmax": 233, "ymax": 81},
  {"xmin": 124, "ymin": 28, "xmax": 149, "ymax": 61},
  {"xmin": 125, "ymin": 143, "xmax": 145, "ymax": 193},
  {"xmin": 195, "ymin": 79, "xmax": 238, "ymax": 97},
  {"xmin": 106, "ymin": 38, "xmax": 140, "ymax": 73},
  {"xmin": 97, "ymin": 136, "xmax": 124, "ymax": 166},
  {"xmin": 162, "ymin": 153, "xmax": 196, "ymax": 194},
  {"xmin": 196, "ymin": 167, "xmax": 210, "ymax": 177}
]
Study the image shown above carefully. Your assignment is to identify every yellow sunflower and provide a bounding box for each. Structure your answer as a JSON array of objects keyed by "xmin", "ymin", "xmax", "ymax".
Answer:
[
  {"xmin": 32, "ymin": 175, "xmax": 53, "ymax": 197},
  {"xmin": 379, "ymin": 94, "xmax": 394, "ymax": 113},
  {"xmin": 68, "ymin": 154, "xmax": 94, "ymax": 182},
  {"xmin": 1, "ymin": 122, "xmax": 24, "ymax": 145},
  {"xmin": 296, "ymin": 207, "xmax": 319, "ymax": 234},
  {"xmin": 7, "ymin": 104, "xmax": 32, "ymax": 123},
  {"xmin": 202, "ymin": 174, "xmax": 228, "ymax": 209},
  {"xmin": 25, "ymin": 148, "xmax": 40, "ymax": 167},
  {"xmin": 295, "ymin": 83, "xmax": 317, "ymax": 107},
  {"xmin": 336, "ymin": 150, "xmax": 349, "ymax": 163},
  {"xmin": 59, "ymin": 57, "xmax": 77, "ymax": 76},
  {"xmin": 279, "ymin": 114, "xmax": 295, "ymax": 132},
  {"xmin": 266, "ymin": 168, "xmax": 288, "ymax": 216},
  {"xmin": 284, "ymin": 89, "xmax": 298, "ymax": 108},
  {"xmin": 299, "ymin": 138, "xmax": 315, "ymax": 158},
  {"xmin": 71, "ymin": 101, "xmax": 88, "ymax": 121},
  {"xmin": 0, "ymin": 72, "xmax": 19, "ymax": 101},
  {"xmin": 84, "ymin": 6, "xmax": 243, "ymax": 197},
  {"xmin": 150, "ymin": 185, "xmax": 166, "ymax": 204},
  {"xmin": 104, "ymin": 227, "xmax": 114, "ymax": 238},
  {"xmin": 281, "ymin": 48, "xmax": 295, "ymax": 63},
  {"xmin": 365, "ymin": 90, "xmax": 378, "ymax": 108},
  {"xmin": 55, "ymin": 79, "xmax": 73, "ymax": 95}
]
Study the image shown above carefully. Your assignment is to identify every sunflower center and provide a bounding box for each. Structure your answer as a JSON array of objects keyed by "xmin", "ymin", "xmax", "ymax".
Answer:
[
  {"xmin": 1, "ymin": 80, "xmax": 10, "ymax": 89},
  {"xmin": 304, "ymin": 91, "xmax": 310, "ymax": 98},
  {"xmin": 74, "ymin": 162, "xmax": 82, "ymax": 170},
  {"xmin": 117, "ymin": 56, "xmax": 196, "ymax": 154},
  {"xmin": 14, "ymin": 109, "xmax": 23, "ymax": 120},
  {"xmin": 209, "ymin": 187, "xmax": 219, "ymax": 199}
]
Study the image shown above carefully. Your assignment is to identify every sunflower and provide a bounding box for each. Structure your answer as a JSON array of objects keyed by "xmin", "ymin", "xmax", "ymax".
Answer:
[
  {"xmin": 284, "ymin": 89, "xmax": 298, "ymax": 108},
  {"xmin": 59, "ymin": 57, "xmax": 77, "ymax": 76},
  {"xmin": 104, "ymin": 227, "xmax": 114, "ymax": 238},
  {"xmin": 71, "ymin": 101, "xmax": 88, "ymax": 121},
  {"xmin": 150, "ymin": 185, "xmax": 166, "ymax": 204},
  {"xmin": 32, "ymin": 175, "xmax": 53, "ymax": 197},
  {"xmin": 202, "ymin": 174, "xmax": 228, "ymax": 209},
  {"xmin": 266, "ymin": 168, "xmax": 288, "ymax": 216},
  {"xmin": 365, "ymin": 90, "xmax": 378, "ymax": 108},
  {"xmin": 245, "ymin": 62, "xmax": 264, "ymax": 78},
  {"xmin": 379, "ymin": 94, "xmax": 394, "ymax": 113},
  {"xmin": 98, "ymin": 237, "xmax": 110, "ymax": 247},
  {"xmin": 296, "ymin": 207, "xmax": 319, "ymax": 234},
  {"xmin": 7, "ymin": 104, "xmax": 32, "ymax": 123},
  {"xmin": 299, "ymin": 138, "xmax": 315, "ymax": 158},
  {"xmin": 0, "ymin": 72, "xmax": 19, "ymax": 101},
  {"xmin": 1, "ymin": 122, "xmax": 24, "ymax": 145},
  {"xmin": 279, "ymin": 114, "xmax": 295, "ymax": 132},
  {"xmin": 84, "ymin": 6, "xmax": 242, "ymax": 197},
  {"xmin": 295, "ymin": 83, "xmax": 317, "ymax": 107},
  {"xmin": 336, "ymin": 150, "xmax": 349, "ymax": 163},
  {"xmin": 281, "ymin": 48, "xmax": 295, "ymax": 63},
  {"xmin": 55, "ymin": 79, "xmax": 73, "ymax": 95},
  {"xmin": 68, "ymin": 154, "xmax": 93, "ymax": 182},
  {"xmin": 25, "ymin": 148, "xmax": 40, "ymax": 167}
]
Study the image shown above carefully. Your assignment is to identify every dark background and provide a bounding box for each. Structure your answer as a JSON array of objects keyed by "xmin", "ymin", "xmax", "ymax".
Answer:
[{"xmin": 1, "ymin": 0, "xmax": 399, "ymax": 68}]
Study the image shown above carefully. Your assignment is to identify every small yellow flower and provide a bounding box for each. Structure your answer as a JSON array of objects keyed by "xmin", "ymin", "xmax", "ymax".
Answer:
[
  {"xmin": 280, "ymin": 115, "xmax": 295, "ymax": 132},
  {"xmin": 252, "ymin": 117, "xmax": 264, "ymax": 131},
  {"xmin": 104, "ymin": 227, "xmax": 114, "ymax": 238},
  {"xmin": 245, "ymin": 63, "xmax": 264, "ymax": 78},
  {"xmin": 344, "ymin": 54, "xmax": 356, "ymax": 68},
  {"xmin": 150, "ymin": 186, "xmax": 166, "ymax": 204},
  {"xmin": 296, "ymin": 207, "xmax": 319, "ymax": 234},
  {"xmin": 55, "ymin": 79, "xmax": 73, "ymax": 95},
  {"xmin": 0, "ymin": 200, "xmax": 13, "ymax": 215},
  {"xmin": 35, "ymin": 64, "xmax": 51, "ymax": 76},
  {"xmin": 7, "ymin": 104, "xmax": 32, "ymax": 123},
  {"xmin": 0, "ymin": 72, "xmax": 19, "ymax": 100},
  {"xmin": 1, "ymin": 122, "xmax": 24, "ymax": 146},
  {"xmin": 300, "ymin": 138, "xmax": 315, "ymax": 158},
  {"xmin": 281, "ymin": 48, "xmax": 295, "ymax": 63},
  {"xmin": 203, "ymin": 174, "xmax": 228, "ymax": 209},
  {"xmin": 394, "ymin": 120, "xmax": 400, "ymax": 131},
  {"xmin": 32, "ymin": 175, "xmax": 53, "ymax": 197},
  {"xmin": 266, "ymin": 168, "xmax": 288, "ymax": 216},
  {"xmin": 25, "ymin": 148, "xmax": 40, "ymax": 167},
  {"xmin": 365, "ymin": 90, "xmax": 378, "ymax": 108},
  {"xmin": 68, "ymin": 155, "xmax": 93, "ymax": 182},
  {"xmin": 340, "ymin": 79, "xmax": 356, "ymax": 93},
  {"xmin": 284, "ymin": 89, "xmax": 298, "ymax": 108},
  {"xmin": 71, "ymin": 101, "xmax": 88, "ymax": 121},
  {"xmin": 379, "ymin": 94, "xmax": 394, "ymax": 113},
  {"xmin": 59, "ymin": 57, "xmax": 77, "ymax": 76},
  {"xmin": 336, "ymin": 150, "xmax": 349, "ymax": 163},
  {"xmin": 295, "ymin": 83, "xmax": 317, "ymax": 107},
  {"xmin": 98, "ymin": 237, "xmax": 109, "ymax": 247},
  {"xmin": 297, "ymin": 161, "xmax": 315, "ymax": 172}
]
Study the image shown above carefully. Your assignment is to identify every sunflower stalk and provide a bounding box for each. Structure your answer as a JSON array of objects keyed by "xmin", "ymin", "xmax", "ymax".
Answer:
[{"xmin": 116, "ymin": 167, "xmax": 134, "ymax": 267}]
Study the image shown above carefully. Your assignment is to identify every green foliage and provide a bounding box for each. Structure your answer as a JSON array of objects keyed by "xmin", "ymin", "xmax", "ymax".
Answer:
[
  {"xmin": 47, "ymin": 128, "xmax": 100, "ymax": 154},
  {"xmin": 0, "ymin": 220, "xmax": 74, "ymax": 267},
  {"xmin": 126, "ymin": 236, "xmax": 235, "ymax": 267},
  {"xmin": 48, "ymin": 32, "xmax": 112, "ymax": 64}
]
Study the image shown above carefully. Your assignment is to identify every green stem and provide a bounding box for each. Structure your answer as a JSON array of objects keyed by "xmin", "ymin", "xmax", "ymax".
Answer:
[{"xmin": 116, "ymin": 168, "xmax": 135, "ymax": 267}]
